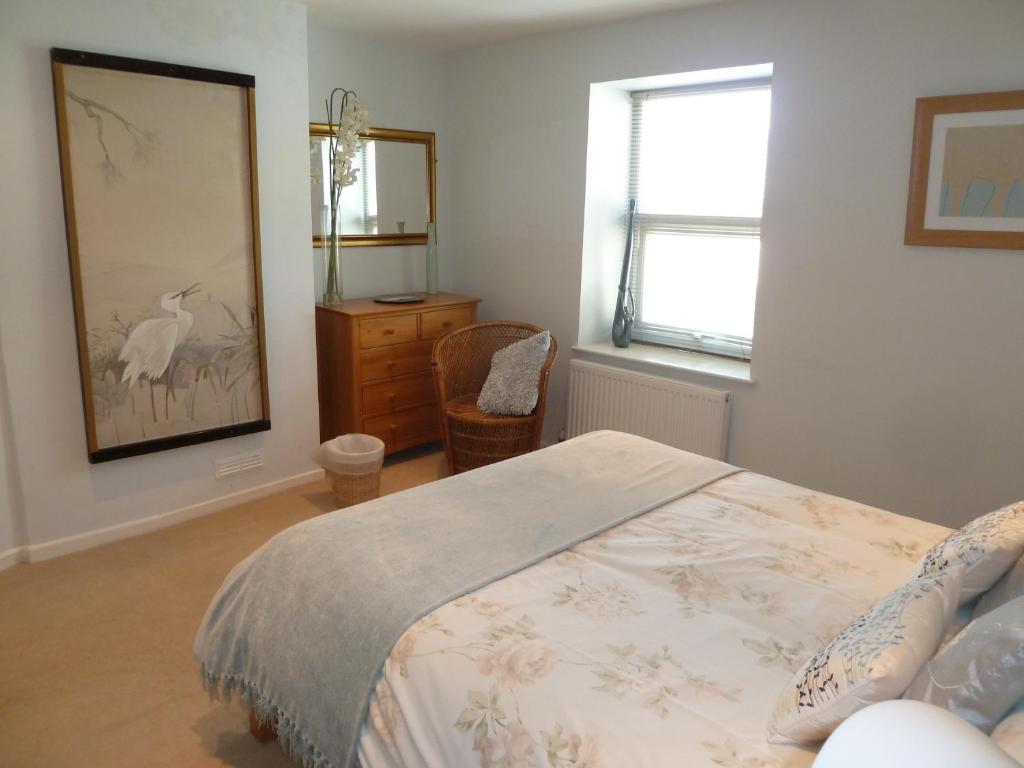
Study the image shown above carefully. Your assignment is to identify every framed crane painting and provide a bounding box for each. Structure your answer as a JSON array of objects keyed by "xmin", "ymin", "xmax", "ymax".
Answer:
[{"xmin": 51, "ymin": 49, "xmax": 271, "ymax": 463}]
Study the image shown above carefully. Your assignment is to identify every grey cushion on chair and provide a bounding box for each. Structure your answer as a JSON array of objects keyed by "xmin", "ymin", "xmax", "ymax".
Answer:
[{"xmin": 477, "ymin": 331, "xmax": 551, "ymax": 416}]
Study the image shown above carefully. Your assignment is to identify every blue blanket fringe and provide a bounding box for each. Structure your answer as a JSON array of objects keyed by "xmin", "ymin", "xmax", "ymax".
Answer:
[{"xmin": 200, "ymin": 663, "xmax": 334, "ymax": 768}]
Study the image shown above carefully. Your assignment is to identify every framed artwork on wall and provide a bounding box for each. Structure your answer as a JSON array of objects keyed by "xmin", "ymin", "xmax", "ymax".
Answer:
[
  {"xmin": 905, "ymin": 89, "xmax": 1024, "ymax": 250},
  {"xmin": 51, "ymin": 48, "xmax": 271, "ymax": 463}
]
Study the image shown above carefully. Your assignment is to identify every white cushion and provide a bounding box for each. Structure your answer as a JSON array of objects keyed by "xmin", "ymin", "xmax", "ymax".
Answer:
[
  {"xmin": 813, "ymin": 700, "xmax": 1019, "ymax": 768},
  {"xmin": 915, "ymin": 502, "xmax": 1024, "ymax": 605},
  {"xmin": 992, "ymin": 701, "xmax": 1024, "ymax": 764},
  {"xmin": 975, "ymin": 555, "xmax": 1024, "ymax": 619},
  {"xmin": 904, "ymin": 596, "xmax": 1024, "ymax": 733},
  {"xmin": 769, "ymin": 567, "xmax": 963, "ymax": 743}
]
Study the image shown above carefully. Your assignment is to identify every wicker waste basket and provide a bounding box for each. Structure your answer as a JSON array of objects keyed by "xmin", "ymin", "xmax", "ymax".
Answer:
[{"xmin": 312, "ymin": 434, "xmax": 386, "ymax": 508}]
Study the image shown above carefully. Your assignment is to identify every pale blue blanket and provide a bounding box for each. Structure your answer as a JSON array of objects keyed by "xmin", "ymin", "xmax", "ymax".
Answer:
[{"xmin": 194, "ymin": 431, "xmax": 737, "ymax": 768}]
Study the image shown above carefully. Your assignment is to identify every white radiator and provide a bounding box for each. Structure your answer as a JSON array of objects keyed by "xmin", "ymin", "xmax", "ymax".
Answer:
[{"xmin": 567, "ymin": 359, "xmax": 731, "ymax": 460}]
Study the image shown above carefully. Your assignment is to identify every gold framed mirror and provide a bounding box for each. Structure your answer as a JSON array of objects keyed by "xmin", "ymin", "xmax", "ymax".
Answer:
[{"xmin": 310, "ymin": 124, "xmax": 436, "ymax": 248}]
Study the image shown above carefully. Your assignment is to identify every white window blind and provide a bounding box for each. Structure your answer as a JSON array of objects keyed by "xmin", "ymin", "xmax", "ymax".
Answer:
[
  {"xmin": 362, "ymin": 140, "xmax": 378, "ymax": 235},
  {"xmin": 628, "ymin": 78, "xmax": 772, "ymax": 359}
]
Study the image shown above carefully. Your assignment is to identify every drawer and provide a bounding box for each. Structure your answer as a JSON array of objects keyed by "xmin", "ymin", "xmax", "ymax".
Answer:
[
  {"xmin": 359, "ymin": 340, "xmax": 434, "ymax": 383},
  {"xmin": 359, "ymin": 314, "xmax": 418, "ymax": 349},
  {"xmin": 421, "ymin": 306, "xmax": 474, "ymax": 340},
  {"xmin": 364, "ymin": 403, "xmax": 440, "ymax": 453},
  {"xmin": 362, "ymin": 373, "xmax": 435, "ymax": 417}
]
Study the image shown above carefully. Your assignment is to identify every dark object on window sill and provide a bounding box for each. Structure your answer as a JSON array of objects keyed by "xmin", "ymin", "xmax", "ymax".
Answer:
[{"xmin": 612, "ymin": 198, "xmax": 637, "ymax": 347}]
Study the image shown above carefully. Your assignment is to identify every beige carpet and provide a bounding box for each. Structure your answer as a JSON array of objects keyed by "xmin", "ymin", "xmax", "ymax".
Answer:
[{"xmin": 0, "ymin": 447, "xmax": 446, "ymax": 768}]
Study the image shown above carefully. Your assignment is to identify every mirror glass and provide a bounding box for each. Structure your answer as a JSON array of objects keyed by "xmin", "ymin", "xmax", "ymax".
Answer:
[{"xmin": 310, "ymin": 127, "xmax": 434, "ymax": 246}]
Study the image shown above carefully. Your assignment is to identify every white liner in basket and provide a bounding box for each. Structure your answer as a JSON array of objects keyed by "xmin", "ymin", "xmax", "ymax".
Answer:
[{"xmin": 312, "ymin": 434, "xmax": 385, "ymax": 508}]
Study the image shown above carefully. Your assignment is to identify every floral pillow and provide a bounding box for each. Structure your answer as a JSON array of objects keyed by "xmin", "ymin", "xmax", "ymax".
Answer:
[
  {"xmin": 915, "ymin": 502, "xmax": 1024, "ymax": 605},
  {"xmin": 768, "ymin": 567, "xmax": 964, "ymax": 744},
  {"xmin": 974, "ymin": 555, "xmax": 1024, "ymax": 619}
]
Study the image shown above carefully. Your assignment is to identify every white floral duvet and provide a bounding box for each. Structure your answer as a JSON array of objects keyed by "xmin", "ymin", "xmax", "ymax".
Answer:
[{"xmin": 356, "ymin": 470, "xmax": 950, "ymax": 768}]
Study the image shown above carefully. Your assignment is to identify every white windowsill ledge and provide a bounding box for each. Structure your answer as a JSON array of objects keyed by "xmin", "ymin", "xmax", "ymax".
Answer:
[{"xmin": 572, "ymin": 342, "xmax": 754, "ymax": 384}]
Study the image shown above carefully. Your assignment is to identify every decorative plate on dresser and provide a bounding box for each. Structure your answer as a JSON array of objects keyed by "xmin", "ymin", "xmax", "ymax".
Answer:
[{"xmin": 315, "ymin": 293, "xmax": 481, "ymax": 453}]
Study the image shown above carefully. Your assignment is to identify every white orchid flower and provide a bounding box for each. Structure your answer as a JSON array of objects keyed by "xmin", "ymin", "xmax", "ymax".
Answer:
[{"xmin": 319, "ymin": 90, "xmax": 368, "ymax": 204}]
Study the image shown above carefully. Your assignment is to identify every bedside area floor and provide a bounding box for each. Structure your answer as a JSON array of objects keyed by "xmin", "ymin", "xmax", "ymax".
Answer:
[{"xmin": 0, "ymin": 446, "xmax": 445, "ymax": 768}]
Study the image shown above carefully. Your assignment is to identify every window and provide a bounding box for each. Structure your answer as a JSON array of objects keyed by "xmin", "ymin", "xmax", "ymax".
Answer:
[
  {"xmin": 362, "ymin": 140, "xmax": 378, "ymax": 235},
  {"xmin": 337, "ymin": 140, "xmax": 378, "ymax": 235},
  {"xmin": 628, "ymin": 78, "xmax": 771, "ymax": 359}
]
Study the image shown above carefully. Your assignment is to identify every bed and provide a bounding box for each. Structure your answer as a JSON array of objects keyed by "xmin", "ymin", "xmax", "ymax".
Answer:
[{"xmin": 195, "ymin": 431, "xmax": 951, "ymax": 768}]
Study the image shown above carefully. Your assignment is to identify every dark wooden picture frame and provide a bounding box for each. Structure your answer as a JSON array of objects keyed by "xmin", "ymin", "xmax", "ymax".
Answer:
[
  {"xmin": 905, "ymin": 89, "xmax": 1024, "ymax": 250},
  {"xmin": 51, "ymin": 48, "xmax": 271, "ymax": 463}
]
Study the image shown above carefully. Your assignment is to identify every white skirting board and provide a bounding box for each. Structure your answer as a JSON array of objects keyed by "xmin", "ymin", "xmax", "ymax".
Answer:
[
  {"xmin": 0, "ymin": 547, "xmax": 23, "ymax": 570},
  {"xmin": 0, "ymin": 467, "xmax": 325, "ymax": 570}
]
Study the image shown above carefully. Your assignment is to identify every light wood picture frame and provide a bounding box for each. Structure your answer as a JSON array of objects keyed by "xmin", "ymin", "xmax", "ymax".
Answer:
[
  {"xmin": 51, "ymin": 48, "xmax": 271, "ymax": 463},
  {"xmin": 905, "ymin": 89, "xmax": 1024, "ymax": 250}
]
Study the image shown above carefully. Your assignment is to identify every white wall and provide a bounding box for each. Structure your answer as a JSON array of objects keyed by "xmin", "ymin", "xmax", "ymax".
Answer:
[
  {"xmin": 2, "ymin": 0, "xmax": 1021, "ymax": 560},
  {"xmin": 0, "ymin": 0, "xmax": 320, "ymax": 551},
  {"xmin": 306, "ymin": 24, "xmax": 451, "ymax": 300},
  {"xmin": 0, "ymin": 403, "xmax": 15, "ymax": 555},
  {"xmin": 447, "ymin": 0, "xmax": 1024, "ymax": 527},
  {"xmin": 0, "ymin": 329, "xmax": 25, "ymax": 559},
  {"xmin": 578, "ymin": 83, "xmax": 631, "ymax": 347}
]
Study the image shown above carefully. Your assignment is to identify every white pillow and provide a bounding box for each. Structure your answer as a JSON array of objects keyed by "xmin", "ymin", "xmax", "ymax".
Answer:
[
  {"xmin": 915, "ymin": 502, "xmax": 1024, "ymax": 605},
  {"xmin": 769, "ymin": 567, "xmax": 963, "ymax": 744},
  {"xmin": 904, "ymin": 596, "xmax": 1024, "ymax": 733},
  {"xmin": 813, "ymin": 700, "xmax": 1019, "ymax": 768},
  {"xmin": 992, "ymin": 701, "xmax": 1024, "ymax": 765},
  {"xmin": 975, "ymin": 555, "xmax": 1024, "ymax": 619}
]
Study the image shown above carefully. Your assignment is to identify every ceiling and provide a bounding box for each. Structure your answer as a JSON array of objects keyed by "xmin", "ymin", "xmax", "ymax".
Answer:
[{"xmin": 303, "ymin": 0, "xmax": 726, "ymax": 51}]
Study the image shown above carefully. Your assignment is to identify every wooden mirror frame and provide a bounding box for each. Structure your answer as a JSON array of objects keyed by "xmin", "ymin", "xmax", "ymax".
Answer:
[{"xmin": 310, "ymin": 124, "xmax": 436, "ymax": 248}]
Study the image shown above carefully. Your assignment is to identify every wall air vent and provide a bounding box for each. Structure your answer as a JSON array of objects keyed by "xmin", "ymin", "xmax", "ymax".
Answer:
[{"xmin": 214, "ymin": 449, "xmax": 264, "ymax": 480}]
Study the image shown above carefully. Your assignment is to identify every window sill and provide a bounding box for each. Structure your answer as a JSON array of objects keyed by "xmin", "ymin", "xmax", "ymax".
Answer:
[{"xmin": 572, "ymin": 342, "xmax": 753, "ymax": 383}]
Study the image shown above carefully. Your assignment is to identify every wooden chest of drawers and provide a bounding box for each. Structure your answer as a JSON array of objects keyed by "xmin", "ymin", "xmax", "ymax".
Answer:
[{"xmin": 315, "ymin": 294, "xmax": 480, "ymax": 454}]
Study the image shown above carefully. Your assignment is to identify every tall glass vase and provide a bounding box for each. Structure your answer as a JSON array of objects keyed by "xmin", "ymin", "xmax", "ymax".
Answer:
[
  {"xmin": 322, "ymin": 204, "xmax": 343, "ymax": 305},
  {"xmin": 425, "ymin": 222, "xmax": 439, "ymax": 294}
]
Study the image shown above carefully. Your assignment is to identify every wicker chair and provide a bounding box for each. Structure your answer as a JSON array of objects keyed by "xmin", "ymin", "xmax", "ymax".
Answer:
[{"xmin": 432, "ymin": 321, "xmax": 558, "ymax": 475}]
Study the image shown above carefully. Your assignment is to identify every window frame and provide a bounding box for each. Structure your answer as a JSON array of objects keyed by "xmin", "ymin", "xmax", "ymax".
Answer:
[{"xmin": 627, "ymin": 76, "xmax": 771, "ymax": 360}]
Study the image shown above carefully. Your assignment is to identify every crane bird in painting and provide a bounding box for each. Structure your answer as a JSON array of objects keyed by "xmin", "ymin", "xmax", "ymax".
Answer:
[{"xmin": 119, "ymin": 283, "xmax": 200, "ymax": 420}]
